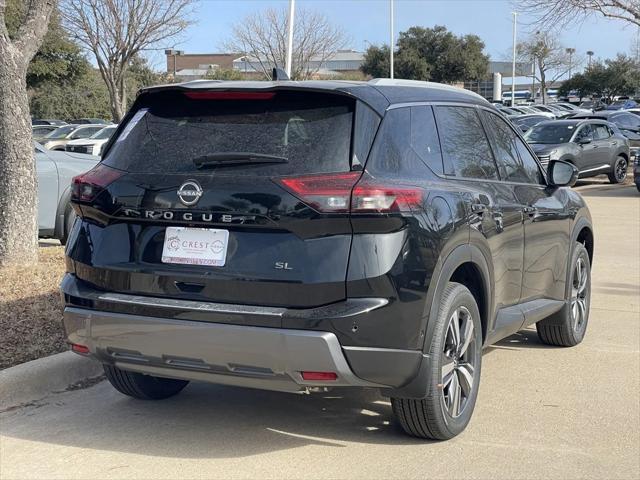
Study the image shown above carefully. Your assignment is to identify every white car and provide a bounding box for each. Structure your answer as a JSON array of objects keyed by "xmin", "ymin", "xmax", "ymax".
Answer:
[
  {"xmin": 65, "ymin": 125, "xmax": 117, "ymax": 156},
  {"xmin": 35, "ymin": 142, "xmax": 99, "ymax": 243}
]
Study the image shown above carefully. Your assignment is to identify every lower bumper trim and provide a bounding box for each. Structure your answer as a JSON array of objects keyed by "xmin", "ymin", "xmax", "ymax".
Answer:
[{"xmin": 63, "ymin": 307, "xmax": 400, "ymax": 393}]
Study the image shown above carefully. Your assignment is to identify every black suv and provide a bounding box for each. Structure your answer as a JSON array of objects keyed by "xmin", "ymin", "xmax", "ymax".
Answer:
[{"xmin": 62, "ymin": 79, "xmax": 594, "ymax": 440}]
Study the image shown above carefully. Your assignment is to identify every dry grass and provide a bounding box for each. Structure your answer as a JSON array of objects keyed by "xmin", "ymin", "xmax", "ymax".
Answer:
[{"xmin": 0, "ymin": 246, "xmax": 68, "ymax": 369}]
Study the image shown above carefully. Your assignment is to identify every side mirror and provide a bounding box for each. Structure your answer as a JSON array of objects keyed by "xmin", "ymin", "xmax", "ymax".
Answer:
[
  {"xmin": 577, "ymin": 136, "xmax": 593, "ymax": 145},
  {"xmin": 548, "ymin": 160, "xmax": 579, "ymax": 187}
]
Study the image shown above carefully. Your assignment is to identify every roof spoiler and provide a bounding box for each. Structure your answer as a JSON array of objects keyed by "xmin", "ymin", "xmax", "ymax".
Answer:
[{"xmin": 272, "ymin": 67, "xmax": 290, "ymax": 81}]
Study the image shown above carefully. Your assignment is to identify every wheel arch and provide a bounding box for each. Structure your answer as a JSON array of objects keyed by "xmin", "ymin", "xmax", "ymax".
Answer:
[
  {"xmin": 53, "ymin": 185, "xmax": 72, "ymax": 240},
  {"xmin": 422, "ymin": 243, "xmax": 493, "ymax": 350}
]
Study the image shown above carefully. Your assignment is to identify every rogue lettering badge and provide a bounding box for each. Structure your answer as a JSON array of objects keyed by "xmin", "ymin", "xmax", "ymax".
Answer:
[{"xmin": 177, "ymin": 180, "xmax": 203, "ymax": 206}]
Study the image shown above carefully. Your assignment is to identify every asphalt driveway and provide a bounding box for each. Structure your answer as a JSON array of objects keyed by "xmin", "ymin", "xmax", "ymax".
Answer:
[{"xmin": 1, "ymin": 181, "xmax": 638, "ymax": 480}]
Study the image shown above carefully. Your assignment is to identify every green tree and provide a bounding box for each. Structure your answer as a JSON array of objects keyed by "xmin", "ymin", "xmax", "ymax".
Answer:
[
  {"xmin": 396, "ymin": 26, "xmax": 488, "ymax": 82},
  {"xmin": 6, "ymin": 1, "xmax": 89, "ymax": 90},
  {"xmin": 559, "ymin": 54, "xmax": 639, "ymax": 102},
  {"xmin": 360, "ymin": 26, "xmax": 488, "ymax": 83}
]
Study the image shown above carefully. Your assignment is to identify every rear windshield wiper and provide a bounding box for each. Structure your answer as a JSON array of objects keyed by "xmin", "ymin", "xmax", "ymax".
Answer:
[{"xmin": 193, "ymin": 152, "xmax": 288, "ymax": 169}]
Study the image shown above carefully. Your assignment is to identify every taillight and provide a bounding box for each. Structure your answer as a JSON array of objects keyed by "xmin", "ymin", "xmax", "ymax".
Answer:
[
  {"xmin": 275, "ymin": 171, "xmax": 423, "ymax": 213},
  {"xmin": 352, "ymin": 178, "xmax": 423, "ymax": 213},
  {"xmin": 277, "ymin": 172, "xmax": 361, "ymax": 213},
  {"xmin": 71, "ymin": 163, "xmax": 124, "ymax": 202}
]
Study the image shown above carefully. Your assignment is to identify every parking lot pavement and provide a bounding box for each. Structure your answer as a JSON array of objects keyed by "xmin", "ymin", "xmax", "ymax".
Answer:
[{"xmin": 1, "ymin": 184, "xmax": 638, "ymax": 480}]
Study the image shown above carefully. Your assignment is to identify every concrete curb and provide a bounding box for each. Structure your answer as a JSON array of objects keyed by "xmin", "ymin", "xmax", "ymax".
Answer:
[{"xmin": 0, "ymin": 351, "xmax": 103, "ymax": 410}]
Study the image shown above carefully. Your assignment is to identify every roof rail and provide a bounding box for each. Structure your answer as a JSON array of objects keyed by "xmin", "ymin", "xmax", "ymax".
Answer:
[{"xmin": 367, "ymin": 78, "xmax": 486, "ymax": 100}]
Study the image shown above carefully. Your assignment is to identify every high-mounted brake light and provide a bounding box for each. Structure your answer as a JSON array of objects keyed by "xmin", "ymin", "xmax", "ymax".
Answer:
[
  {"xmin": 71, "ymin": 164, "xmax": 124, "ymax": 203},
  {"xmin": 275, "ymin": 171, "xmax": 423, "ymax": 213},
  {"xmin": 184, "ymin": 91, "xmax": 276, "ymax": 100}
]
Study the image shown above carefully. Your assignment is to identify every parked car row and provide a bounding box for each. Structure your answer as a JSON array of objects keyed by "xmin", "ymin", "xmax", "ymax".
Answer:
[
  {"xmin": 33, "ymin": 123, "xmax": 117, "ymax": 153},
  {"xmin": 31, "ymin": 117, "xmax": 111, "ymax": 125}
]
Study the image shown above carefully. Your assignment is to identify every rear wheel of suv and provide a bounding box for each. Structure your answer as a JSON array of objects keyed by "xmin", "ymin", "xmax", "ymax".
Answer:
[
  {"xmin": 391, "ymin": 282, "xmax": 482, "ymax": 440},
  {"xmin": 608, "ymin": 156, "xmax": 628, "ymax": 184},
  {"xmin": 536, "ymin": 242, "xmax": 591, "ymax": 347},
  {"xmin": 103, "ymin": 364, "xmax": 189, "ymax": 400}
]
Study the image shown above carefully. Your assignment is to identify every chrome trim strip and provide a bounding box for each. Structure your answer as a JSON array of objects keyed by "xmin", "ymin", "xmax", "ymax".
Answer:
[
  {"xmin": 98, "ymin": 293, "xmax": 287, "ymax": 317},
  {"xmin": 579, "ymin": 164, "xmax": 610, "ymax": 174}
]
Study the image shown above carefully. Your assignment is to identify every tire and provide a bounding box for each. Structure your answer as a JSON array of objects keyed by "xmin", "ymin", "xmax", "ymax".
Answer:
[
  {"xmin": 536, "ymin": 242, "xmax": 591, "ymax": 347},
  {"xmin": 608, "ymin": 156, "xmax": 628, "ymax": 184},
  {"xmin": 391, "ymin": 282, "xmax": 482, "ymax": 440},
  {"xmin": 103, "ymin": 364, "xmax": 189, "ymax": 400},
  {"xmin": 59, "ymin": 206, "xmax": 76, "ymax": 246}
]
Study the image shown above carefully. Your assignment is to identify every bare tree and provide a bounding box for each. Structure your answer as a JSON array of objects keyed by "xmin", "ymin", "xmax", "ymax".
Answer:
[
  {"xmin": 225, "ymin": 7, "xmax": 348, "ymax": 80},
  {"xmin": 61, "ymin": 0, "xmax": 194, "ymax": 122},
  {"xmin": 0, "ymin": 0, "xmax": 55, "ymax": 267},
  {"xmin": 517, "ymin": 33, "xmax": 576, "ymax": 103},
  {"xmin": 515, "ymin": 0, "xmax": 640, "ymax": 29}
]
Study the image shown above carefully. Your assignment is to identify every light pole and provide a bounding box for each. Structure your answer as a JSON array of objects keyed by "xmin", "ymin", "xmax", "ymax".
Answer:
[
  {"xmin": 511, "ymin": 12, "xmax": 517, "ymax": 107},
  {"xmin": 285, "ymin": 0, "xmax": 295, "ymax": 78},
  {"xmin": 389, "ymin": 0, "xmax": 394, "ymax": 79},
  {"xmin": 587, "ymin": 50, "xmax": 594, "ymax": 70},
  {"xmin": 566, "ymin": 47, "xmax": 575, "ymax": 79}
]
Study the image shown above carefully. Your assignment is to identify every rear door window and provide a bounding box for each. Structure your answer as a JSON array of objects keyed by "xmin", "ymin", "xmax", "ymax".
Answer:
[
  {"xmin": 592, "ymin": 124, "xmax": 611, "ymax": 140},
  {"xmin": 103, "ymin": 90, "xmax": 355, "ymax": 176},
  {"xmin": 434, "ymin": 106, "xmax": 499, "ymax": 180}
]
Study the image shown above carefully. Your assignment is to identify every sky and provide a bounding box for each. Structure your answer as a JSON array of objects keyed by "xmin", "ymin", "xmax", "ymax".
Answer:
[{"xmin": 157, "ymin": 0, "xmax": 640, "ymax": 72}]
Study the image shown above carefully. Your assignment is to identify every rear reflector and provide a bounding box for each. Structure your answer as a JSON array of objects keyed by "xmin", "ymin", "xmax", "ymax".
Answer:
[
  {"xmin": 301, "ymin": 371, "xmax": 338, "ymax": 381},
  {"xmin": 184, "ymin": 91, "xmax": 275, "ymax": 100},
  {"xmin": 71, "ymin": 164, "xmax": 124, "ymax": 202},
  {"xmin": 71, "ymin": 343, "xmax": 90, "ymax": 354},
  {"xmin": 275, "ymin": 171, "xmax": 423, "ymax": 213}
]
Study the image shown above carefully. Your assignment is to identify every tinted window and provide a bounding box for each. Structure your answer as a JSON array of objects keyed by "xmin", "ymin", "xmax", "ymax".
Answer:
[
  {"xmin": 483, "ymin": 112, "xmax": 526, "ymax": 182},
  {"xmin": 352, "ymin": 101, "xmax": 380, "ymax": 168},
  {"xmin": 434, "ymin": 106, "xmax": 498, "ymax": 180},
  {"xmin": 513, "ymin": 136, "xmax": 544, "ymax": 184},
  {"xmin": 104, "ymin": 90, "xmax": 354, "ymax": 175},
  {"xmin": 574, "ymin": 124, "xmax": 593, "ymax": 142},
  {"xmin": 592, "ymin": 124, "xmax": 610, "ymax": 140},
  {"xmin": 367, "ymin": 107, "xmax": 439, "ymax": 179},
  {"xmin": 484, "ymin": 112, "xmax": 543, "ymax": 184},
  {"xmin": 410, "ymin": 106, "xmax": 443, "ymax": 174}
]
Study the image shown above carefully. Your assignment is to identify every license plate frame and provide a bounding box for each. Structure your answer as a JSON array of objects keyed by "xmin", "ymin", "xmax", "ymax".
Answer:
[{"xmin": 161, "ymin": 226, "xmax": 229, "ymax": 267}]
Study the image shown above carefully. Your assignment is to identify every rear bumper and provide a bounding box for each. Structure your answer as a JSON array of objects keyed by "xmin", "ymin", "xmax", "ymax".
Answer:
[{"xmin": 61, "ymin": 274, "xmax": 425, "ymax": 392}]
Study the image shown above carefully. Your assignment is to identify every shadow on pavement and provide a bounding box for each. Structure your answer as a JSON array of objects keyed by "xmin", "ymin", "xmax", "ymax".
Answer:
[{"xmin": 1, "ymin": 380, "xmax": 432, "ymax": 459}]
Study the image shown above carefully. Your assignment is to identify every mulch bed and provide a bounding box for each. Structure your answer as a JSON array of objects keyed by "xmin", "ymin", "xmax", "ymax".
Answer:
[{"xmin": 0, "ymin": 246, "xmax": 68, "ymax": 369}]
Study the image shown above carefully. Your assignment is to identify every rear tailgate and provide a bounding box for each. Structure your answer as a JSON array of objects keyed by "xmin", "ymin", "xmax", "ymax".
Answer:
[{"xmin": 68, "ymin": 89, "xmax": 373, "ymax": 308}]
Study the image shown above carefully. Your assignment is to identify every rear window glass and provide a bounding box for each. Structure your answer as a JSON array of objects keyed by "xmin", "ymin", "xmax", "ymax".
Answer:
[{"xmin": 103, "ymin": 90, "xmax": 355, "ymax": 175}]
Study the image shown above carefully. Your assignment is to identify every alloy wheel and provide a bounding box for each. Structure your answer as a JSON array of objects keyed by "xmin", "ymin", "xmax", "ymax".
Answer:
[
  {"xmin": 441, "ymin": 306, "xmax": 477, "ymax": 418},
  {"xmin": 615, "ymin": 158, "xmax": 628, "ymax": 182},
  {"xmin": 571, "ymin": 256, "xmax": 589, "ymax": 331}
]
